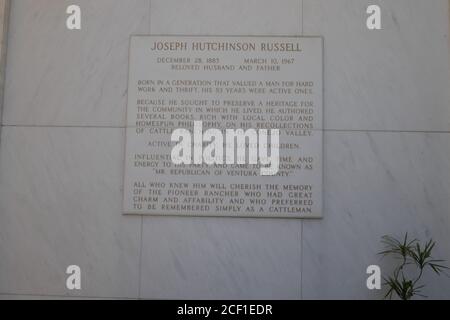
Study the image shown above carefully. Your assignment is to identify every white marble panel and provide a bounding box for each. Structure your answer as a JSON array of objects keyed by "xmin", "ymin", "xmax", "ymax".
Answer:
[
  {"xmin": 304, "ymin": 0, "xmax": 450, "ymax": 131},
  {"xmin": 140, "ymin": 217, "xmax": 302, "ymax": 299},
  {"xmin": 2, "ymin": 0, "xmax": 149, "ymax": 126},
  {"xmin": 0, "ymin": 127, "xmax": 141, "ymax": 298},
  {"xmin": 150, "ymin": 0, "xmax": 302, "ymax": 36},
  {"xmin": 303, "ymin": 132, "xmax": 450, "ymax": 299}
]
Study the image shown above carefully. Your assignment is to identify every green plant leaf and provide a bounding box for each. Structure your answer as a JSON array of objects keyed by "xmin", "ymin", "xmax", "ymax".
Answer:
[{"xmin": 379, "ymin": 233, "xmax": 448, "ymax": 300}]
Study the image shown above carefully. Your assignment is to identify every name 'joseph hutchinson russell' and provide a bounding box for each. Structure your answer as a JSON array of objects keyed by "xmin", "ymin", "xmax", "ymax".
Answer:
[{"xmin": 150, "ymin": 41, "xmax": 302, "ymax": 52}]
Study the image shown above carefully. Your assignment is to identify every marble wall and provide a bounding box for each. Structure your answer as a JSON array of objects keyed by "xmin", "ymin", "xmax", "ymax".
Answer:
[
  {"xmin": 0, "ymin": 0, "xmax": 10, "ymax": 135},
  {"xmin": 0, "ymin": 0, "xmax": 449, "ymax": 299}
]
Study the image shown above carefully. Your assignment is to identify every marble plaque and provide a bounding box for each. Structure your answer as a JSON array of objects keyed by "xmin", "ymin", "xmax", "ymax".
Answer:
[{"xmin": 123, "ymin": 36, "xmax": 323, "ymax": 218}]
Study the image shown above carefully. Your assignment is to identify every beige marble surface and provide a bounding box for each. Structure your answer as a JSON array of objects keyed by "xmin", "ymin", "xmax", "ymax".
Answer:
[{"xmin": 0, "ymin": 0, "xmax": 449, "ymax": 299}]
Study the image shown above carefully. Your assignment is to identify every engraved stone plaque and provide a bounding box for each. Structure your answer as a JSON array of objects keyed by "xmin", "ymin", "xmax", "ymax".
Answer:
[{"xmin": 123, "ymin": 36, "xmax": 323, "ymax": 218}]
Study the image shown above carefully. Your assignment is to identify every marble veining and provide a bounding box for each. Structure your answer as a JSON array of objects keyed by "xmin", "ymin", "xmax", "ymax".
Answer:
[
  {"xmin": 303, "ymin": 132, "xmax": 450, "ymax": 299},
  {"xmin": 3, "ymin": 0, "xmax": 149, "ymax": 127},
  {"xmin": 0, "ymin": 127, "xmax": 141, "ymax": 298},
  {"xmin": 304, "ymin": 0, "xmax": 450, "ymax": 131},
  {"xmin": 0, "ymin": 0, "xmax": 449, "ymax": 299},
  {"xmin": 140, "ymin": 217, "xmax": 302, "ymax": 299}
]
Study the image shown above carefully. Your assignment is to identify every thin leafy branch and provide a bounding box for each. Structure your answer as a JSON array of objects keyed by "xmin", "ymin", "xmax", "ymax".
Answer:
[{"xmin": 379, "ymin": 233, "xmax": 449, "ymax": 300}]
